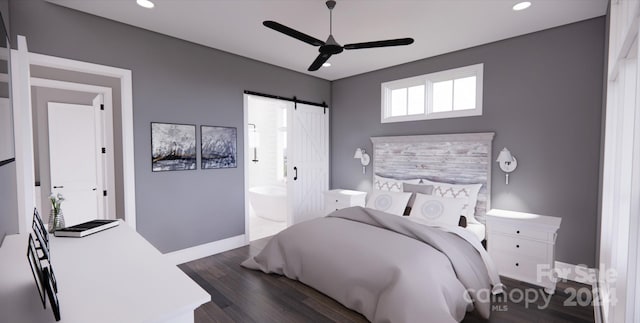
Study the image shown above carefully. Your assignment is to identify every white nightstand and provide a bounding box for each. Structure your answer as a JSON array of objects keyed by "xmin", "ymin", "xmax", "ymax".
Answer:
[
  {"xmin": 324, "ymin": 189, "xmax": 367, "ymax": 215},
  {"xmin": 486, "ymin": 209, "xmax": 562, "ymax": 294}
]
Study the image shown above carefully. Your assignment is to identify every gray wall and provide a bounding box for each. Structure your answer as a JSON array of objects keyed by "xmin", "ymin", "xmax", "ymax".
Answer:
[
  {"xmin": 10, "ymin": 0, "xmax": 331, "ymax": 253},
  {"xmin": 331, "ymin": 18, "xmax": 605, "ymax": 267},
  {"xmin": 0, "ymin": 162, "xmax": 18, "ymax": 247},
  {"xmin": 30, "ymin": 87, "xmax": 99, "ymax": 219},
  {"xmin": 0, "ymin": 0, "xmax": 15, "ymax": 247},
  {"xmin": 0, "ymin": 0, "xmax": 7, "ymax": 36}
]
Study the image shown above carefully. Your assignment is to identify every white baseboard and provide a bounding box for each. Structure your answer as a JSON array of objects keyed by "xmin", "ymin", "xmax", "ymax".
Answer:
[
  {"xmin": 594, "ymin": 278, "xmax": 603, "ymax": 323},
  {"xmin": 165, "ymin": 234, "xmax": 247, "ymax": 265}
]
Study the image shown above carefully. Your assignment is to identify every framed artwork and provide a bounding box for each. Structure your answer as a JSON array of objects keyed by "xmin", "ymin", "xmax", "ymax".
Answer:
[
  {"xmin": 201, "ymin": 125, "xmax": 237, "ymax": 169},
  {"xmin": 27, "ymin": 235, "xmax": 46, "ymax": 307},
  {"xmin": 151, "ymin": 122, "xmax": 196, "ymax": 172}
]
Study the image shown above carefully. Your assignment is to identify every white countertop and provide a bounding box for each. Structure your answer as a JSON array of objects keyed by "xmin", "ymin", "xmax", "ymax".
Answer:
[{"xmin": 0, "ymin": 221, "xmax": 210, "ymax": 323}]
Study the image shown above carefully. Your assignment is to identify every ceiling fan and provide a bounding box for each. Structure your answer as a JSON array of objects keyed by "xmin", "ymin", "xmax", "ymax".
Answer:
[{"xmin": 263, "ymin": 0, "xmax": 414, "ymax": 72}]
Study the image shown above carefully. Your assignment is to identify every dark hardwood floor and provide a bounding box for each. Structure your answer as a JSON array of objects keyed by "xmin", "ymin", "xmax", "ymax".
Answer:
[{"xmin": 179, "ymin": 238, "xmax": 596, "ymax": 323}]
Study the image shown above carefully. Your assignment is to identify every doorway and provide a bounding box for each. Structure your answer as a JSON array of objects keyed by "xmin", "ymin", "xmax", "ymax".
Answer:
[
  {"xmin": 244, "ymin": 93, "xmax": 329, "ymax": 242},
  {"xmin": 246, "ymin": 95, "xmax": 290, "ymax": 241},
  {"xmin": 30, "ymin": 80, "xmax": 116, "ymax": 226}
]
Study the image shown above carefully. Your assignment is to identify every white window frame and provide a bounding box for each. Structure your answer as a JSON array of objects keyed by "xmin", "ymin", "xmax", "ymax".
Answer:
[{"xmin": 381, "ymin": 63, "xmax": 484, "ymax": 123}]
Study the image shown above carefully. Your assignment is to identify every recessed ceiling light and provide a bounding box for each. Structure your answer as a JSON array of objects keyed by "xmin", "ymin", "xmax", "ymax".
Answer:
[
  {"xmin": 322, "ymin": 62, "xmax": 331, "ymax": 67},
  {"xmin": 512, "ymin": 1, "xmax": 531, "ymax": 11},
  {"xmin": 136, "ymin": 0, "xmax": 155, "ymax": 9}
]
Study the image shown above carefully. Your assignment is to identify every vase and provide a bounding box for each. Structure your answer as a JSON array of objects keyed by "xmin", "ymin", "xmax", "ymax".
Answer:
[{"xmin": 48, "ymin": 209, "xmax": 66, "ymax": 233}]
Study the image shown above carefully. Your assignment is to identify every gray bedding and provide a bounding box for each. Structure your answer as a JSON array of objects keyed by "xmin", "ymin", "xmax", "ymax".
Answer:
[{"xmin": 242, "ymin": 206, "xmax": 503, "ymax": 323}]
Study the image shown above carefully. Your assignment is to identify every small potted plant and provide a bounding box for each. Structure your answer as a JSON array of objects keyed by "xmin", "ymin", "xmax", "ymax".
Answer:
[{"xmin": 48, "ymin": 193, "xmax": 66, "ymax": 233}]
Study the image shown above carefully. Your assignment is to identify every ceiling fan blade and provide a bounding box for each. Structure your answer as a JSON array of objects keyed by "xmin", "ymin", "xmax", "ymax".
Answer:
[
  {"xmin": 308, "ymin": 53, "xmax": 332, "ymax": 71},
  {"xmin": 263, "ymin": 21, "xmax": 325, "ymax": 47},
  {"xmin": 344, "ymin": 38, "xmax": 414, "ymax": 50}
]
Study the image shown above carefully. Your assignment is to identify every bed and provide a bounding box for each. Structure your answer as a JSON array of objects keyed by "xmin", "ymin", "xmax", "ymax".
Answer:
[{"xmin": 242, "ymin": 133, "xmax": 502, "ymax": 322}]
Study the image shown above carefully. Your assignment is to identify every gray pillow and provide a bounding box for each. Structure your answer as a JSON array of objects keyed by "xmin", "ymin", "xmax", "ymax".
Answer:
[{"xmin": 403, "ymin": 183, "xmax": 434, "ymax": 208}]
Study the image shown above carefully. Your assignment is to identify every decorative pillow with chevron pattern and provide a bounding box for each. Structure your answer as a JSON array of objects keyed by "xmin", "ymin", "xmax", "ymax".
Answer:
[{"xmin": 373, "ymin": 175, "xmax": 405, "ymax": 192}]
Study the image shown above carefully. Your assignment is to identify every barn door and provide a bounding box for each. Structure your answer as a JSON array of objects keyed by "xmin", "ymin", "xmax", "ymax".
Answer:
[{"xmin": 287, "ymin": 103, "xmax": 329, "ymax": 224}]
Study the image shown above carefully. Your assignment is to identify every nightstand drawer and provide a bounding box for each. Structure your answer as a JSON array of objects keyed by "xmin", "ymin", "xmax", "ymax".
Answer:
[
  {"xmin": 323, "ymin": 189, "xmax": 367, "ymax": 215},
  {"xmin": 329, "ymin": 196, "xmax": 352, "ymax": 206},
  {"xmin": 489, "ymin": 222, "xmax": 551, "ymax": 241},
  {"xmin": 325, "ymin": 200, "xmax": 351, "ymax": 210},
  {"xmin": 489, "ymin": 235, "xmax": 549, "ymax": 263},
  {"xmin": 491, "ymin": 253, "xmax": 542, "ymax": 284},
  {"xmin": 324, "ymin": 202, "xmax": 356, "ymax": 215}
]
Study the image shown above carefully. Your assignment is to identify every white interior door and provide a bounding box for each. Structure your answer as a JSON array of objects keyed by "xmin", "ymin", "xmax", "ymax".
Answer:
[
  {"xmin": 287, "ymin": 103, "xmax": 329, "ymax": 224},
  {"xmin": 48, "ymin": 101, "xmax": 104, "ymax": 226}
]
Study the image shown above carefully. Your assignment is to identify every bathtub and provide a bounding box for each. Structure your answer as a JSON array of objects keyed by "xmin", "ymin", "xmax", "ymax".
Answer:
[{"xmin": 249, "ymin": 185, "xmax": 287, "ymax": 222}]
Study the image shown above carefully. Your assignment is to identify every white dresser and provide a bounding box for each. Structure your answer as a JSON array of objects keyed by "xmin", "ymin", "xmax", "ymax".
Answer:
[
  {"xmin": 324, "ymin": 189, "xmax": 367, "ymax": 215},
  {"xmin": 486, "ymin": 209, "xmax": 562, "ymax": 294},
  {"xmin": 0, "ymin": 221, "xmax": 210, "ymax": 323}
]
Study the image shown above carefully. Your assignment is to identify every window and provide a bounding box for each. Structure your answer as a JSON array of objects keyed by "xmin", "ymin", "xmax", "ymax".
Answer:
[{"xmin": 381, "ymin": 64, "xmax": 483, "ymax": 123}]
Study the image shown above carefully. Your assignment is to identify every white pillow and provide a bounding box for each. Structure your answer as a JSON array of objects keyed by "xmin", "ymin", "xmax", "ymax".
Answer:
[
  {"xmin": 373, "ymin": 175, "xmax": 404, "ymax": 192},
  {"xmin": 409, "ymin": 193, "xmax": 466, "ymax": 227},
  {"xmin": 419, "ymin": 179, "xmax": 482, "ymax": 224},
  {"xmin": 366, "ymin": 190, "xmax": 412, "ymax": 216}
]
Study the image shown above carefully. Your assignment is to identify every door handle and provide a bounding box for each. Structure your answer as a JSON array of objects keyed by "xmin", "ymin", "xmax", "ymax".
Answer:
[
  {"xmin": 53, "ymin": 185, "xmax": 64, "ymax": 189},
  {"xmin": 293, "ymin": 166, "xmax": 298, "ymax": 181}
]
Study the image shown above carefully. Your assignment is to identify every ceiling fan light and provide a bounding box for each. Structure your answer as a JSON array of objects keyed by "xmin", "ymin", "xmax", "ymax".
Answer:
[
  {"xmin": 512, "ymin": 1, "xmax": 531, "ymax": 11},
  {"xmin": 136, "ymin": 0, "xmax": 155, "ymax": 9},
  {"xmin": 322, "ymin": 62, "xmax": 331, "ymax": 67}
]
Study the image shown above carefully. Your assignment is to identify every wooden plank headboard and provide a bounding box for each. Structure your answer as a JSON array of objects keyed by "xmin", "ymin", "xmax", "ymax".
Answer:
[{"xmin": 370, "ymin": 132, "xmax": 495, "ymax": 222}]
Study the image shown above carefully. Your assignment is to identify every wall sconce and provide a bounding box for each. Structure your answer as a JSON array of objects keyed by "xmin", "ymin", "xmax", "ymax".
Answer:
[
  {"xmin": 353, "ymin": 148, "xmax": 370, "ymax": 174},
  {"xmin": 248, "ymin": 123, "xmax": 260, "ymax": 163},
  {"xmin": 496, "ymin": 147, "xmax": 517, "ymax": 184}
]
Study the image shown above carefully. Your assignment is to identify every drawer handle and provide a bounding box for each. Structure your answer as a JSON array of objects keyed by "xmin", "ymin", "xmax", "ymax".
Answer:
[
  {"xmin": 516, "ymin": 230, "xmax": 520, "ymax": 234},
  {"xmin": 516, "ymin": 244, "xmax": 520, "ymax": 248},
  {"xmin": 515, "ymin": 263, "xmax": 519, "ymax": 267}
]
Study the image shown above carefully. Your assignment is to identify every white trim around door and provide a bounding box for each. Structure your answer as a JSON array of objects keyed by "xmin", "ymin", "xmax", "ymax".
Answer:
[
  {"xmin": 11, "ymin": 36, "xmax": 35, "ymax": 234},
  {"xmin": 243, "ymin": 94, "xmax": 250, "ymax": 244},
  {"xmin": 12, "ymin": 34, "xmax": 137, "ymax": 230}
]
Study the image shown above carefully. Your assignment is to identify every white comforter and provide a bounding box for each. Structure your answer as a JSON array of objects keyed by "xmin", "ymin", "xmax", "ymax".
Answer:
[{"xmin": 242, "ymin": 207, "xmax": 503, "ymax": 323}]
